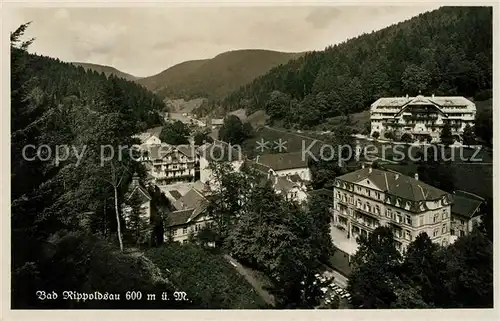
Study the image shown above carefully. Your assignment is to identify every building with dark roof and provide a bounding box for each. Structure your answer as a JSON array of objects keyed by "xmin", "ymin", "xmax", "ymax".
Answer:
[
  {"xmin": 164, "ymin": 187, "xmax": 212, "ymax": 244},
  {"xmin": 450, "ymin": 190, "xmax": 485, "ymax": 241},
  {"xmin": 243, "ymin": 159, "xmax": 309, "ymax": 204},
  {"xmin": 255, "ymin": 152, "xmax": 311, "ymax": 181},
  {"xmin": 332, "ymin": 166, "xmax": 453, "ymax": 257},
  {"xmin": 122, "ymin": 174, "xmax": 153, "ymax": 231}
]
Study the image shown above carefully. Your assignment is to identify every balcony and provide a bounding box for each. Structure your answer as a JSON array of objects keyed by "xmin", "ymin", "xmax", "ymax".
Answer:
[
  {"xmin": 351, "ymin": 216, "xmax": 380, "ymax": 231},
  {"xmin": 355, "ymin": 207, "xmax": 380, "ymax": 219}
]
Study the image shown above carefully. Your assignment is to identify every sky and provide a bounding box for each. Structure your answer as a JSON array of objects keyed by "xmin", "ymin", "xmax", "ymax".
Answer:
[{"xmin": 8, "ymin": 5, "xmax": 440, "ymax": 78}]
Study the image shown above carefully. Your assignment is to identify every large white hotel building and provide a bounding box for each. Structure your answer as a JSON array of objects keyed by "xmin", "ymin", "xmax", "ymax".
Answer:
[{"xmin": 370, "ymin": 95, "xmax": 476, "ymax": 142}]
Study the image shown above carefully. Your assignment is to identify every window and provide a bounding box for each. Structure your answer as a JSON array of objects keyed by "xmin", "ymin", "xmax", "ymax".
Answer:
[
  {"xmin": 406, "ymin": 215, "xmax": 412, "ymax": 226},
  {"xmin": 183, "ymin": 227, "xmax": 188, "ymax": 234},
  {"xmin": 376, "ymin": 192, "xmax": 380, "ymax": 199},
  {"xmin": 442, "ymin": 210, "xmax": 447, "ymax": 220},
  {"xmin": 396, "ymin": 213, "xmax": 402, "ymax": 223},
  {"xmin": 419, "ymin": 216, "xmax": 424, "ymax": 226},
  {"xmin": 367, "ymin": 190, "xmax": 371, "ymax": 197},
  {"xmin": 172, "ymin": 229, "xmax": 177, "ymax": 236},
  {"xmin": 433, "ymin": 229, "xmax": 439, "ymax": 237},
  {"xmin": 375, "ymin": 206, "xmax": 380, "ymax": 215},
  {"xmin": 405, "ymin": 230, "xmax": 412, "ymax": 241},
  {"xmin": 460, "ymin": 230, "xmax": 465, "ymax": 237},
  {"xmin": 460, "ymin": 219, "xmax": 465, "ymax": 225},
  {"xmin": 450, "ymin": 229, "xmax": 455, "ymax": 236},
  {"xmin": 433, "ymin": 214, "xmax": 439, "ymax": 223},
  {"xmin": 442, "ymin": 224, "xmax": 447, "ymax": 234}
]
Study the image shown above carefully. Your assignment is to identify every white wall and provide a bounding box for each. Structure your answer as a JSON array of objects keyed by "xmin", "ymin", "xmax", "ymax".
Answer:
[{"xmin": 144, "ymin": 135, "xmax": 161, "ymax": 145}]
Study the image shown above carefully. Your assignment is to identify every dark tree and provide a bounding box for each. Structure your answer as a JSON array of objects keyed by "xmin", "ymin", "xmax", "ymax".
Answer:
[
  {"xmin": 384, "ymin": 131, "xmax": 395, "ymax": 140},
  {"xmin": 218, "ymin": 115, "xmax": 250, "ymax": 145},
  {"xmin": 400, "ymin": 133, "xmax": 413, "ymax": 143},
  {"xmin": 347, "ymin": 227, "xmax": 402, "ymax": 308},
  {"xmin": 160, "ymin": 121, "xmax": 190, "ymax": 145},
  {"xmin": 440, "ymin": 123, "xmax": 454, "ymax": 146},
  {"xmin": 475, "ymin": 109, "xmax": 492, "ymax": 146},
  {"xmin": 372, "ymin": 131, "xmax": 380, "ymax": 139},
  {"xmin": 462, "ymin": 124, "xmax": 475, "ymax": 145}
]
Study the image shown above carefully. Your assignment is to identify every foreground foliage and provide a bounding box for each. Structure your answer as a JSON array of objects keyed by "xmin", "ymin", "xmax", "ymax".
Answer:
[
  {"xmin": 11, "ymin": 23, "xmax": 168, "ymax": 308},
  {"xmin": 146, "ymin": 243, "xmax": 268, "ymax": 309},
  {"xmin": 347, "ymin": 227, "xmax": 493, "ymax": 308}
]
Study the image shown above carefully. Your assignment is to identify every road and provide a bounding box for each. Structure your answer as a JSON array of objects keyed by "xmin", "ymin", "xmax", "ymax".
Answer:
[{"xmin": 223, "ymin": 254, "xmax": 276, "ymax": 307}]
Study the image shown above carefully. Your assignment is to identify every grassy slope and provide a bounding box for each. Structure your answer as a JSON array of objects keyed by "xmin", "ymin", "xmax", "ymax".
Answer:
[
  {"xmin": 71, "ymin": 62, "xmax": 138, "ymax": 81},
  {"xmin": 138, "ymin": 49, "xmax": 304, "ymax": 100},
  {"xmin": 145, "ymin": 244, "xmax": 268, "ymax": 309}
]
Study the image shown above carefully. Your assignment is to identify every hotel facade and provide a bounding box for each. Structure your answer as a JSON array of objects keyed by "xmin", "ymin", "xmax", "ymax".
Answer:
[
  {"xmin": 370, "ymin": 95, "xmax": 476, "ymax": 142},
  {"xmin": 331, "ymin": 167, "xmax": 453, "ymax": 255}
]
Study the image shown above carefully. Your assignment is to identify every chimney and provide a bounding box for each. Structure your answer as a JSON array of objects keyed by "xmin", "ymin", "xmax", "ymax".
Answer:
[
  {"xmin": 432, "ymin": 94, "xmax": 435, "ymax": 99},
  {"xmin": 256, "ymin": 155, "xmax": 260, "ymax": 163},
  {"xmin": 395, "ymin": 173, "xmax": 400, "ymax": 180},
  {"xmin": 267, "ymin": 169, "xmax": 272, "ymax": 180},
  {"xmin": 361, "ymin": 163, "xmax": 365, "ymax": 169},
  {"xmin": 406, "ymin": 94, "xmax": 409, "ymax": 99},
  {"xmin": 414, "ymin": 173, "xmax": 419, "ymax": 181},
  {"xmin": 369, "ymin": 167, "xmax": 372, "ymax": 174}
]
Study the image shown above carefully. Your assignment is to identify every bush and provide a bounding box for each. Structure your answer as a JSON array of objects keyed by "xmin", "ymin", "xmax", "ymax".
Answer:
[
  {"xmin": 400, "ymin": 133, "xmax": 413, "ymax": 143},
  {"xmin": 12, "ymin": 231, "xmax": 189, "ymax": 309},
  {"xmin": 384, "ymin": 131, "xmax": 395, "ymax": 140},
  {"xmin": 371, "ymin": 131, "xmax": 380, "ymax": 139},
  {"xmin": 146, "ymin": 243, "xmax": 268, "ymax": 309}
]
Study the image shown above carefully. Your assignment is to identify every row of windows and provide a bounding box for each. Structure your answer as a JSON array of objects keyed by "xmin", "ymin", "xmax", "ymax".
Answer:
[
  {"xmin": 432, "ymin": 223, "xmax": 448, "ymax": 237},
  {"xmin": 171, "ymin": 222, "xmax": 212, "ymax": 236},
  {"xmin": 393, "ymin": 228, "xmax": 413, "ymax": 241}
]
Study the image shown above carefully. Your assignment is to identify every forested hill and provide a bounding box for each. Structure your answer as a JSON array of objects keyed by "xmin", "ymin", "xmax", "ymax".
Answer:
[
  {"xmin": 11, "ymin": 23, "xmax": 177, "ymax": 309},
  {"xmin": 15, "ymin": 54, "xmax": 166, "ymax": 132},
  {"xmin": 137, "ymin": 49, "xmax": 303, "ymax": 100},
  {"xmin": 72, "ymin": 62, "xmax": 139, "ymax": 82},
  {"xmin": 222, "ymin": 7, "xmax": 493, "ymax": 129}
]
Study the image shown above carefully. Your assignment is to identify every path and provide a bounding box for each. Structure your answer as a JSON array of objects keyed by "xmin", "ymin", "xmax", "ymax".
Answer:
[{"xmin": 223, "ymin": 254, "xmax": 275, "ymax": 307}]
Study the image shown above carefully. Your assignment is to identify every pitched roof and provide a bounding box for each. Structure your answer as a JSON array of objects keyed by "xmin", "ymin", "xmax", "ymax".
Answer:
[
  {"xmin": 147, "ymin": 126, "xmax": 163, "ymax": 138},
  {"xmin": 256, "ymin": 152, "xmax": 309, "ymax": 171},
  {"xmin": 451, "ymin": 192, "xmax": 483, "ymax": 218},
  {"xmin": 176, "ymin": 144, "xmax": 197, "ymax": 159},
  {"xmin": 274, "ymin": 176, "xmax": 299, "ymax": 193},
  {"xmin": 168, "ymin": 190, "xmax": 182, "ymax": 200},
  {"xmin": 308, "ymin": 188, "xmax": 334, "ymax": 202},
  {"xmin": 198, "ymin": 140, "xmax": 243, "ymax": 162},
  {"xmin": 126, "ymin": 182, "xmax": 152, "ymax": 203},
  {"xmin": 168, "ymin": 188, "xmax": 209, "ymax": 226},
  {"xmin": 166, "ymin": 209, "xmax": 195, "ymax": 227},
  {"xmin": 336, "ymin": 168, "xmax": 449, "ymax": 202},
  {"xmin": 371, "ymin": 95, "xmax": 475, "ymax": 111}
]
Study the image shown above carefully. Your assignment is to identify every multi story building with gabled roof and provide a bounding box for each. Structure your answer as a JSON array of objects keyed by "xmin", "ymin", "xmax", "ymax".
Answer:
[{"xmin": 370, "ymin": 95, "xmax": 476, "ymax": 142}]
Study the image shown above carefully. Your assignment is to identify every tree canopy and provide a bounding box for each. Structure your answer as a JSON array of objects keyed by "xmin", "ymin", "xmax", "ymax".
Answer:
[{"xmin": 219, "ymin": 7, "xmax": 491, "ymax": 129}]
